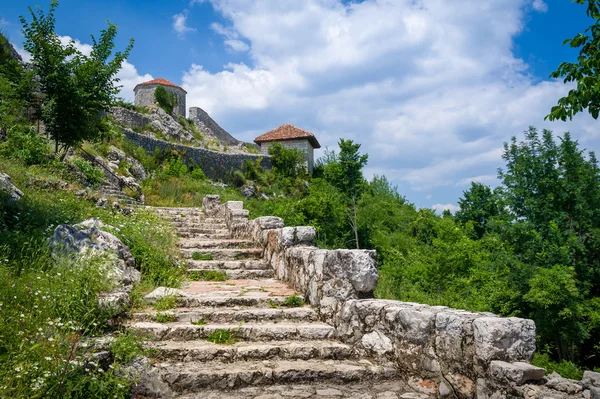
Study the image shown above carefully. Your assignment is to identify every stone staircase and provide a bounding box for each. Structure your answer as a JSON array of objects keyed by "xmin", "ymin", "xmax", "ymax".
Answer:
[
  {"xmin": 98, "ymin": 182, "xmax": 143, "ymax": 206},
  {"xmin": 130, "ymin": 206, "xmax": 431, "ymax": 399}
]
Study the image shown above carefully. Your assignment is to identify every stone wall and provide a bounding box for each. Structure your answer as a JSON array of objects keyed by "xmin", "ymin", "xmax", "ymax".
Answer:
[
  {"xmin": 134, "ymin": 84, "xmax": 186, "ymax": 117},
  {"xmin": 122, "ymin": 129, "xmax": 271, "ymax": 182},
  {"xmin": 188, "ymin": 107, "xmax": 241, "ymax": 146},
  {"xmin": 259, "ymin": 139, "xmax": 315, "ymax": 174},
  {"xmin": 204, "ymin": 196, "xmax": 597, "ymax": 399}
]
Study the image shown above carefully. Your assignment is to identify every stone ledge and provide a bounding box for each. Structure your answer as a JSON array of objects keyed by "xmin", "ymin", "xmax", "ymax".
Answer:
[{"xmin": 489, "ymin": 361, "xmax": 545, "ymax": 385}]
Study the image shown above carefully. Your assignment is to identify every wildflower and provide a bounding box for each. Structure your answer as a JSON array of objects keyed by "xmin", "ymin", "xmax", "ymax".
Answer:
[{"xmin": 44, "ymin": 357, "xmax": 51, "ymax": 361}]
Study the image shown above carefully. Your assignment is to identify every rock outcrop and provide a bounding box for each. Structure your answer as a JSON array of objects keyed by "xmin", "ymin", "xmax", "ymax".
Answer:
[{"xmin": 0, "ymin": 171, "xmax": 24, "ymax": 204}]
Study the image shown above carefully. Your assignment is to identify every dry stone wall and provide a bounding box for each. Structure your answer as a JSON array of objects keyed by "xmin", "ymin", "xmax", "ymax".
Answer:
[
  {"xmin": 122, "ymin": 128, "xmax": 271, "ymax": 182},
  {"xmin": 203, "ymin": 195, "xmax": 599, "ymax": 399},
  {"xmin": 188, "ymin": 107, "xmax": 242, "ymax": 146}
]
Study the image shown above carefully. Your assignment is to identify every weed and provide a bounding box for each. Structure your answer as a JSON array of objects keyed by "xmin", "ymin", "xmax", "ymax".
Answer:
[
  {"xmin": 206, "ymin": 329, "xmax": 239, "ymax": 345},
  {"xmin": 190, "ymin": 270, "xmax": 228, "ymax": 282},
  {"xmin": 282, "ymin": 294, "xmax": 305, "ymax": 307},
  {"xmin": 192, "ymin": 252, "xmax": 213, "ymax": 261},
  {"xmin": 153, "ymin": 295, "xmax": 178, "ymax": 311},
  {"xmin": 155, "ymin": 312, "xmax": 177, "ymax": 323},
  {"xmin": 111, "ymin": 331, "xmax": 150, "ymax": 363},
  {"xmin": 191, "ymin": 319, "xmax": 207, "ymax": 326},
  {"xmin": 189, "ymin": 270, "xmax": 201, "ymax": 281}
]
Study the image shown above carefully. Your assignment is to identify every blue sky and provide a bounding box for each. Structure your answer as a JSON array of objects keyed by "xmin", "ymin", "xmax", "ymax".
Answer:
[{"xmin": 0, "ymin": 0, "xmax": 597, "ymax": 212}]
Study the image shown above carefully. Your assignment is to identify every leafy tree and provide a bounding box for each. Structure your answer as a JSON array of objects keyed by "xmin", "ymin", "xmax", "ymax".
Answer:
[
  {"xmin": 20, "ymin": 0, "xmax": 134, "ymax": 153},
  {"xmin": 268, "ymin": 142, "xmax": 306, "ymax": 180},
  {"xmin": 455, "ymin": 182, "xmax": 506, "ymax": 238},
  {"xmin": 321, "ymin": 139, "xmax": 368, "ymax": 248},
  {"xmin": 547, "ymin": 0, "xmax": 600, "ymax": 121},
  {"xmin": 154, "ymin": 85, "xmax": 178, "ymax": 115}
]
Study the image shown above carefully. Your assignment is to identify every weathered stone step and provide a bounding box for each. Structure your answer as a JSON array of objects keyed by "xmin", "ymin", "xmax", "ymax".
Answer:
[
  {"xmin": 172, "ymin": 382, "xmax": 430, "ymax": 399},
  {"xmin": 180, "ymin": 248, "xmax": 262, "ymax": 260},
  {"xmin": 188, "ymin": 269, "xmax": 274, "ymax": 280},
  {"xmin": 147, "ymin": 359, "xmax": 397, "ymax": 392},
  {"xmin": 132, "ymin": 306, "xmax": 318, "ymax": 323},
  {"xmin": 144, "ymin": 293, "xmax": 300, "ymax": 308},
  {"xmin": 172, "ymin": 221, "xmax": 227, "ymax": 228},
  {"xmin": 130, "ymin": 322, "xmax": 335, "ymax": 342},
  {"xmin": 178, "ymin": 232, "xmax": 231, "ymax": 239},
  {"xmin": 178, "ymin": 239, "xmax": 251, "ymax": 250},
  {"xmin": 176, "ymin": 227, "xmax": 230, "ymax": 236},
  {"xmin": 187, "ymin": 260, "xmax": 270, "ymax": 270},
  {"xmin": 150, "ymin": 340, "xmax": 353, "ymax": 363}
]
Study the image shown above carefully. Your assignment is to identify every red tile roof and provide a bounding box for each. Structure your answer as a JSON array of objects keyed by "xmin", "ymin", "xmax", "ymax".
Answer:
[
  {"xmin": 254, "ymin": 124, "xmax": 321, "ymax": 148},
  {"xmin": 134, "ymin": 78, "xmax": 187, "ymax": 94}
]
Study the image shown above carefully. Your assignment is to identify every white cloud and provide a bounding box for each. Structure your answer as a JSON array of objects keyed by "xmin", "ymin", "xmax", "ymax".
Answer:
[
  {"xmin": 224, "ymin": 39, "xmax": 250, "ymax": 52},
  {"xmin": 175, "ymin": 1, "xmax": 597, "ymax": 207},
  {"xmin": 532, "ymin": 0, "xmax": 548, "ymax": 13},
  {"xmin": 432, "ymin": 203, "xmax": 460, "ymax": 215},
  {"xmin": 173, "ymin": 11, "xmax": 196, "ymax": 36},
  {"xmin": 0, "ymin": 18, "xmax": 9, "ymax": 26},
  {"xmin": 59, "ymin": 36, "xmax": 93, "ymax": 56},
  {"xmin": 116, "ymin": 61, "xmax": 153, "ymax": 102}
]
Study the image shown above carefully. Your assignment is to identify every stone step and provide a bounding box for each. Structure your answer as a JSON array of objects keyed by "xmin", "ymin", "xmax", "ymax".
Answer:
[
  {"xmin": 180, "ymin": 248, "xmax": 263, "ymax": 261},
  {"xmin": 146, "ymin": 359, "xmax": 397, "ymax": 392},
  {"xmin": 176, "ymin": 227, "xmax": 230, "ymax": 236},
  {"xmin": 150, "ymin": 340, "xmax": 353, "ymax": 363},
  {"xmin": 178, "ymin": 239, "xmax": 254, "ymax": 249},
  {"xmin": 132, "ymin": 307, "xmax": 318, "ymax": 323},
  {"xmin": 144, "ymin": 293, "xmax": 300, "ymax": 309},
  {"xmin": 130, "ymin": 321, "xmax": 335, "ymax": 342},
  {"xmin": 178, "ymin": 232, "xmax": 231, "ymax": 240},
  {"xmin": 188, "ymin": 269, "xmax": 274, "ymax": 280},
  {"xmin": 174, "ymin": 223, "xmax": 228, "ymax": 231},
  {"xmin": 187, "ymin": 260, "xmax": 270, "ymax": 270},
  {"xmin": 172, "ymin": 382, "xmax": 430, "ymax": 399}
]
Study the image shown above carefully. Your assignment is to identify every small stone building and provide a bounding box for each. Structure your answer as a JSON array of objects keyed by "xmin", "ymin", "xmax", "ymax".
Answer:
[
  {"xmin": 254, "ymin": 124, "xmax": 321, "ymax": 174},
  {"xmin": 134, "ymin": 78, "xmax": 187, "ymax": 117}
]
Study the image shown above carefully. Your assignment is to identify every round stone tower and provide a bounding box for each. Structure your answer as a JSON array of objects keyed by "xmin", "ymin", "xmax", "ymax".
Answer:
[{"xmin": 133, "ymin": 78, "xmax": 187, "ymax": 117}]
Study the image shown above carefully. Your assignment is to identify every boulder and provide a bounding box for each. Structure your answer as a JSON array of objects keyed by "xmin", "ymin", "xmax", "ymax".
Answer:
[
  {"xmin": 240, "ymin": 185, "xmax": 256, "ymax": 199},
  {"xmin": 582, "ymin": 371, "xmax": 600, "ymax": 390},
  {"xmin": 49, "ymin": 219, "xmax": 140, "ymax": 287},
  {"xmin": 0, "ymin": 171, "xmax": 24, "ymax": 204}
]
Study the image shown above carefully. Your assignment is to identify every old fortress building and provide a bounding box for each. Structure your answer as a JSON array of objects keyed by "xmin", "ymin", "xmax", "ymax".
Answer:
[{"xmin": 134, "ymin": 78, "xmax": 187, "ymax": 117}]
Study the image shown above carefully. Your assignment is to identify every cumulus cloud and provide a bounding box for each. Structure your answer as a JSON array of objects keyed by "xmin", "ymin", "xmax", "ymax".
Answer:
[
  {"xmin": 210, "ymin": 22, "xmax": 250, "ymax": 52},
  {"xmin": 532, "ymin": 0, "xmax": 549, "ymax": 13},
  {"xmin": 173, "ymin": 11, "xmax": 196, "ymax": 36},
  {"xmin": 432, "ymin": 203, "xmax": 460, "ymax": 215}
]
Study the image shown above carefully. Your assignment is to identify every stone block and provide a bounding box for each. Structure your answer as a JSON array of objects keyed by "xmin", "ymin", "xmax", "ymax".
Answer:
[
  {"xmin": 473, "ymin": 317, "xmax": 536, "ymax": 365},
  {"xmin": 295, "ymin": 226, "xmax": 316, "ymax": 245},
  {"xmin": 255, "ymin": 216, "xmax": 284, "ymax": 230},
  {"xmin": 489, "ymin": 361, "xmax": 545, "ymax": 385},
  {"xmin": 361, "ymin": 330, "xmax": 393, "ymax": 355},
  {"xmin": 583, "ymin": 371, "xmax": 600, "ymax": 389}
]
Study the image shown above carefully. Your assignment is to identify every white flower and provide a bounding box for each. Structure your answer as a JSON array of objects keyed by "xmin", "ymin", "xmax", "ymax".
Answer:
[
  {"xmin": 20, "ymin": 314, "xmax": 24, "ymax": 318},
  {"xmin": 44, "ymin": 357, "xmax": 51, "ymax": 361}
]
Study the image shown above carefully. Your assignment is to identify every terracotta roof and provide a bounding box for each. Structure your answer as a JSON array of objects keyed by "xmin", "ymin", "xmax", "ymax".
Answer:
[
  {"xmin": 134, "ymin": 78, "xmax": 187, "ymax": 94},
  {"xmin": 254, "ymin": 124, "xmax": 321, "ymax": 148}
]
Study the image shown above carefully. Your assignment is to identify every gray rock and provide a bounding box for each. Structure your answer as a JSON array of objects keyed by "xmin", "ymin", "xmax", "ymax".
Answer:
[
  {"xmin": 240, "ymin": 185, "xmax": 256, "ymax": 199},
  {"xmin": 203, "ymin": 195, "xmax": 221, "ymax": 214},
  {"xmin": 438, "ymin": 381, "xmax": 452, "ymax": 397},
  {"xmin": 295, "ymin": 226, "xmax": 316, "ymax": 245},
  {"xmin": 97, "ymin": 198, "xmax": 108, "ymax": 208},
  {"xmin": 472, "ymin": 316, "xmax": 537, "ymax": 365},
  {"xmin": 361, "ymin": 330, "xmax": 393, "ymax": 355},
  {"xmin": 255, "ymin": 216, "xmax": 284, "ymax": 230},
  {"xmin": 0, "ymin": 172, "xmax": 23, "ymax": 204},
  {"xmin": 546, "ymin": 372, "xmax": 583, "ymax": 394},
  {"xmin": 489, "ymin": 360, "xmax": 546, "ymax": 385},
  {"xmin": 590, "ymin": 386, "xmax": 600, "ymax": 399},
  {"xmin": 583, "ymin": 371, "xmax": 600, "ymax": 389}
]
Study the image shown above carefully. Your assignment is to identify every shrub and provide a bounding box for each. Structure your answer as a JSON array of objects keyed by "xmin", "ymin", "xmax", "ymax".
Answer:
[
  {"xmin": 532, "ymin": 352, "xmax": 584, "ymax": 380},
  {"xmin": 153, "ymin": 295, "xmax": 178, "ymax": 311},
  {"xmin": 154, "ymin": 86, "xmax": 178, "ymax": 115},
  {"xmin": 71, "ymin": 157, "xmax": 105, "ymax": 187},
  {"xmin": 190, "ymin": 167, "xmax": 206, "ymax": 181},
  {"xmin": 0, "ymin": 125, "xmax": 50, "ymax": 165},
  {"xmin": 162, "ymin": 156, "xmax": 188, "ymax": 177},
  {"xmin": 110, "ymin": 331, "xmax": 150, "ymax": 363},
  {"xmin": 282, "ymin": 294, "xmax": 305, "ymax": 307},
  {"xmin": 268, "ymin": 142, "xmax": 306, "ymax": 180},
  {"xmin": 231, "ymin": 170, "xmax": 246, "ymax": 188}
]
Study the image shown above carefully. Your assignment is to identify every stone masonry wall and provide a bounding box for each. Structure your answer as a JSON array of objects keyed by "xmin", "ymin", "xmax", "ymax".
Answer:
[
  {"xmin": 203, "ymin": 195, "xmax": 599, "ymax": 399},
  {"xmin": 122, "ymin": 128, "xmax": 271, "ymax": 182},
  {"xmin": 188, "ymin": 107, "xmax": 241, "ymax": 146},
  {"xmin": 259, "ymin": 139, "xmax": 315, "ymax": 174},
  {"xmin": 134, "ymin": 84, "xmax": 186, "ymax": 117}
]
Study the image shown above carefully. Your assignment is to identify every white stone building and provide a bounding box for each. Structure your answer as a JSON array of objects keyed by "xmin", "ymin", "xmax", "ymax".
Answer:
[
  {"xmin": 134, "ymin": 78, "xmax": 187, "ymax": 117},
  {"xmin": 254, "ymin": 124, "xmax": 321, "ymax": 174}
]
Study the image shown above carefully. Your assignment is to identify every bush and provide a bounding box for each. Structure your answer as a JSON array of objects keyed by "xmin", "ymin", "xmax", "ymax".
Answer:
[
  {"xmin": 154, "ymin": 86, "xmax": 178, "ymax": 115},
  {"xmin": 532, "ymin": 352, "xmax": 584, "ymax": 380},
  {"xmin": 70, "ymin": 158, "xmax": 104, "ymax": 187},
  {"xmin": 162, "ymin": 156, "xmax": 188, "ymax": 178},
  {"xmin": 190, "ymin": 167, "xmax": 206, "ymax": 181},
  {"xmin": 0, "ymin": 125, "xmax": 50, "ymax": 165},
  {"xmin": 231, "ymin": 170, "xmax": 246, "ymax": 188}
]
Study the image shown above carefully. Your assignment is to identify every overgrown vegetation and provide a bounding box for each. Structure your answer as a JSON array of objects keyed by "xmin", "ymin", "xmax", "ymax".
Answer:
[
  {"xmin": 206, "ymin": 329, "xmax": 239, "ymax": 345},
  {"xmin": 188, "ymin": 270, "xmax": 228, "ymax": 282},
  {"xmin": 152, "ymin": 295, "xmax": 178, "ymax": 311},
  {"xmin": 154, "ymin": 85, "xmax": 178, "ymax": 115}
]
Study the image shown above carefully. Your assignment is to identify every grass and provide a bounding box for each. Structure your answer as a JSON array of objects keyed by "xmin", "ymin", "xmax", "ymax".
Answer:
[
  {"xmin": 206, "ymin": 329, "xmax": 239, "ymax": 345},
  {"xmin": 155, "ymin": 312, "xmax": 177, "ymax": 323},
  {"xmin": 192, "ymin": 252, "xmax": 213, "ymax": 261},
  {"xmin": 283, "ymin": 294, "xmax": 305, "ymax": 307},
  {"xmin": 189, "ymin": 270, "xmax": 228, "ymax": 282},
  {"xmin": 190, "ymin": 319, "xmax": 207, "ymax": 326},
  {"xmin": 152, "ymin": 295, "xmax": 179, "ymax": 311}
]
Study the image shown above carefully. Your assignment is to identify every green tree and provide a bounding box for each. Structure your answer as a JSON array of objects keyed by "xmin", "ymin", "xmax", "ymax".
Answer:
[
  {"xmin": 154, "ymin": 85, "xmax": 178, "ymax": 115},
  {"xmin": 455, "ymin": 182, "xmax": 506, "ymax": 239},
  {"xmin": 20, "ymin": 0, "xmax": 134, "ymax": 153},
  {"xmin": 321, "ymin": 139, "xmax": 368, "ymax": 248},
  {"xmin": 268, "ymin": 142, "xmax": 306, "ymax": 180},
  {"xmin": 546, "ymin": 0, "xmax": 600, "ymax": 121}
]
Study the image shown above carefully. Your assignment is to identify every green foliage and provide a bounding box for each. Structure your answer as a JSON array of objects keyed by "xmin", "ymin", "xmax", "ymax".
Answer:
[
  {"xmin": 70, "ymin": 158, "xmax": 104, "ymax": 187},
  {"xmin": 192, "ymin": 252, "xmax": 213, "ymax": 261},
  {"xmin": 455, "ymin": 182, "xmax": 507, "ymax": 238},
  {"xmin": 110, "ymin": 331, "xmax": 149, "ymax": 364},
  {"xmin": 282, "ymin": 294, "xmax": 305, "ymax": 307},
  {"xmin": 547, "ymin": 0, "xmax": 600, "ymax": 120},
  {"xmin": 243, "ymin": 158, "xmax": 268, "ymax": 186},
  {"xmin": 190, "ymin": 167, "xmax": 206, "ymax": 181},
  {"xmin": 162, "ymin": 155, "xmax": 188, "ymax": 177},
  {"xmin": 114, "ymin": 98, "xmax": 149, "ymax": 114},
  {"xmin": 268, "ymin": 143, "xmax": 307, "ymax": 181},
  {"xmin": 0, "ymin": 125, "xmax": 50, "ymax": 165},
  {"xmin": 20, "ymin": 0, "xmax": 134, "ymax": 151},
  {"xmin": 155, "ymin": 312, "xmax": 177, "ymax": 323},
  {"xmin": 154, "ymin": 85, "xmax": 178, "ymax": 115},
  {"xmin": 245, "ymin": 143, "xmax": 259, "ymax": 154},
  {"xmin": 189, "ymin": 270, "xmax": 228, "ymax": 282},
  {"xmin": 231, "ymin": 170, "xmax": 246, "ymax": 188},
  {"xmin": 190, "ymin": 319, "xmax": 207, "ymax": 326},
  {"xmin": 532, "ymin": 351, "xmax": 585, "ymax": 380},
  {"xmin": 152, "ymin": 295, "xmax": 178, "ymax": 311},
  {"xmin": 206, "ymin": 329, "xmax": 239, "ymax": 345}
]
